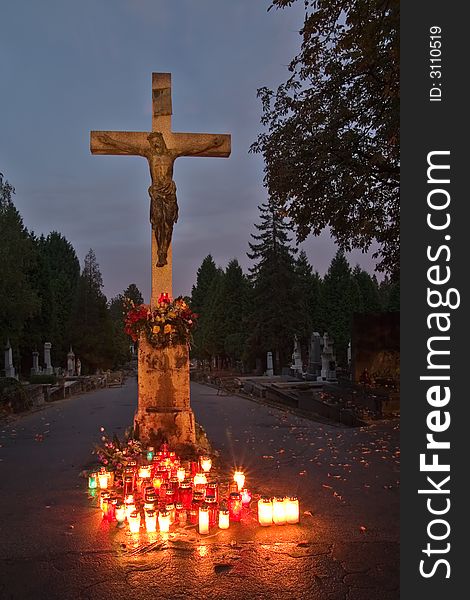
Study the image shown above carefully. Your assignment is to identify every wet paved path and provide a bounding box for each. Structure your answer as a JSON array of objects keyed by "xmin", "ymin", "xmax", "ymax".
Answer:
[{"xmin": 0, "ymin": 379, "xmax": 399, "ymax": 599}]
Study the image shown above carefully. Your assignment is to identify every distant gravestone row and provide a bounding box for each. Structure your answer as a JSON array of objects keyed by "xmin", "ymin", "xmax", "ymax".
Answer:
[{"xmin": 2, "ymin": 341, "xmax": 82, "ymax": 379}]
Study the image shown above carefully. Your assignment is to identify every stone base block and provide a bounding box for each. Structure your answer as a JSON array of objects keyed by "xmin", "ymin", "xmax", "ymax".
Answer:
[{"xmin": 134, "ymin": 407, "xmax": 196, "ymax": 450}]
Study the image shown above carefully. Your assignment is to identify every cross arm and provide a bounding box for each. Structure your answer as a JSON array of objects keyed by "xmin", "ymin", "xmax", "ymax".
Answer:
[
  {"xmin": 171, "ymin": 133, "xmax": 231, "ymax": 158},
  {"xmin": 90, "ymin": 131, "xmax": 149, "ymax": 156}
]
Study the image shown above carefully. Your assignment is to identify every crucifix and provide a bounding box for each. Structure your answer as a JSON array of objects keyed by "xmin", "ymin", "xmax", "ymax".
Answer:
[{"xmin": 90, "ymin": 73, "xmax": 231, "ymax": 305}]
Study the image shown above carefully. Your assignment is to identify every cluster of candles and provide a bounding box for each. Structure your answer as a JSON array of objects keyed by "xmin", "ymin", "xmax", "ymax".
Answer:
[{"xmin": 87, "ymin": 443, "xmax": 299, "ymax": 535}]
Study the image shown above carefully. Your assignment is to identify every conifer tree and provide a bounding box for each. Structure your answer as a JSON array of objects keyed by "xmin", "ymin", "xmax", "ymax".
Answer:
[
  {"xmin": 353, "ymin": 265, "xmax": 382, "ymax": 313},
  {"xmin": 70, "ymin": 249, "xmax": 114, "ymax": 372},
  {"xmin": 247, "ymin": 202, "xmax": 298, "ymax": 372},
  {"xmin": 0, "ymin": 174, "xmax": 39, "ymax": 367},
  {"xmin": 321, "ymin": 251, "xmax": 360, "ymax": 364}
]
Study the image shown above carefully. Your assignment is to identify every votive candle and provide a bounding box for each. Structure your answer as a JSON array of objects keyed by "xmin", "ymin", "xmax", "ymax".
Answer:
[
  {"xmin": 258, "ymin": 497, "xmax": 273, "ymax": 526},
  {"xmin": 158, "ymin": 510, "xmax": 170, "ymax": 533},
  {"xmin": 285, "ymin": 496, "xmax": 300, "ymax": 524},
  {"xmin": 233, "ymin": 470, "xmax": 245, "ymax": 492},
  {"xmin": 218, "ymin": 509, "xmax": 230, "ymax": 530},
  {"xmin": 241, "ymin": 488, "xmax": 252, "ymax": 507},
  {"xmin": 199, "ymin": 505, "xmax": 210, "ymax": 534},
  {"xmin": 128, "ymin": 510, "xmax": 141, "ymax": 534},
  {"xmin": 200, "ymin": 456, "xmax": 212, "ymax": 473},
  {"xmin": 272, "ymin": 497, "xmax": 287, "ymax": 525},
  {"xmin": 145, "ymin": 509, "xmax": 157, "ymax": 533}
]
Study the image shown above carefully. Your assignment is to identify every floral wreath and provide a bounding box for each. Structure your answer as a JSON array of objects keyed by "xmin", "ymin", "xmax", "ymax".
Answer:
[{"xmin": 124, "ymin": 293, "xmax": 198, "ymax": 349}]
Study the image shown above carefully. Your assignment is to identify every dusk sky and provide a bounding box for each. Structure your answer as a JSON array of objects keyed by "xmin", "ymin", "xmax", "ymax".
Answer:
[{"xmin": 1, "ymin": 0, "xmax": 377, "ymax": 302}]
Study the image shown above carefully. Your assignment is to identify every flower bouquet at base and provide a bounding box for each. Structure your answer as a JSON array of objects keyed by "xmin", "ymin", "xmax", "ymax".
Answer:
[{"xmin": 124, "ymin": 293, "xmax": 198, "ymax": 349}]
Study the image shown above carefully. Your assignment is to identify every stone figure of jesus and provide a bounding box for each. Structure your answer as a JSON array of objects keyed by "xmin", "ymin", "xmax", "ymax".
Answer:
[{"xmin": 95, "ymin": 132, "xmax": 224, "ymax": 266}]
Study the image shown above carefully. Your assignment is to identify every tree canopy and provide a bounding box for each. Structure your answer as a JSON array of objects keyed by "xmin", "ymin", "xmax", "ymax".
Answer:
[{"xmin": 252, "ymin": 0, "xmax": 399, "ymax": 279}]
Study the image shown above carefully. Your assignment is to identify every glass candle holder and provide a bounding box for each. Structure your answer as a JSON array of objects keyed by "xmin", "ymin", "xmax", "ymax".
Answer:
[
  {"xmin": 107, "ymin": 496, "xmax": 117, "ymax": 521},
  {"xmin": 123, "ymin": 476, "xmax": 134, "ymax": 497},
  {"xmin": 158, "ymin": 510, "xmax": 170, "ymax": 533},
  {"xmin": 199, "ymin": 505, "xmax": 210, "ymax": 535},
  {"xmin": 272, "ymin": 497, "xmax": 287, "ymax": 525},
  {"xmin": 190, "ymin": 461, "xmax": 199, "ymax": 477},
  {"xmin": 233, "ymin": 471, "xmax": 245, "ymax": 492},
  {"xmin": 189, "ymin": 501, "xmax": 200, "ymax": 525},
  {"xmin": 193, "ymin": 473, "xmax": 207, "ymax": 491},
  {"xmin": 125, "ymin": 498, "xmax": 136, "ymax": 520},
  {"xmin": 228, "ymin": 492, "xmax": 242, "ymax": 522},
  {"xmin": 200, "ymin": 456, "xmax": 212, "ymax": 473},
  {"xmin": 165, "ymin": 488, "xmax": 175, "ymax": 505},
  {"xmin": 241, "ymin": 488, "xmax": 252, "ymax": 507},
  {"xmin": 285, "ymin": 496, "xmax": 300, "ymax": 524},
  {"xmin": 178, "ymin": 481, "xmax": 193, "ymax": 509},
  {"xmin": 205, "ymin": 497, "xmax": 218, "ymax": 527},
  {"xmin": 99, "ymin": 491, "xmax": 110, "ymax": 513},
  {"xmin": 153, "ymin": 474, "xmax": 163, "ymax": 490},
  {"xmin": 128, "ymin": 510, "xmax": 141, "ymax": 534},
  {"xmin": 88, "ymin": 472, "xmax": 98, "ymax": 489},
  {"xmin": 98, "ymin": 469, "xmax": 109, "ymax": 490},
  {"xmin": 166, "ymin": 503, "xmax": 176, "ymax": 525},
  {"xmin": 159, "ymin": 483, "xmax": 168, "ymax": 501},
  {"xmin": 218, "ymin": 509, "xmax": 230, "ymax": 530},
  {"xmin": 176, "ymin": 467, "xmax": 186, "ymax": 483},
  {"xmin": 115, "ymin": 502, "xmax": 126, "ymax": 527},
  {"xmin": 101, "ymin": 498, "xmax": 110, "ymax": 519},
  {"xmin": 176, "ymin": 503, "xmax": 187, "ymax": 526},
  {"xmin": 258, "ymin": 497, "xmax": 273, "ymax": 526},
  {"xmin": 206, "ymin": 481, "xmax": 219, "ymax": 502},
  {"xmin": 145, "ymin": 509, "xmax": 157, "ymax": 533},
  {"xmin": 146, "ymin": 447, "xmax": 155, "ymax": 462}
]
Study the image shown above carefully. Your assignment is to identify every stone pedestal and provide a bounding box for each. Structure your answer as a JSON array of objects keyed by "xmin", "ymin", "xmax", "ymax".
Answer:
[
  {"xmin": 135, "ymin": 337, "xmax": 196, "ymax": 448},
  {"xmin": 44, "ymin": 342, "xmax": 53, "ymax": 375},
  {"xmin": 266, "ymin": 351, "xmax": 274, "ymax": 376},
  {"xmin": 4, "ymin": 340, "xmax": 16, "ymax": 379}
]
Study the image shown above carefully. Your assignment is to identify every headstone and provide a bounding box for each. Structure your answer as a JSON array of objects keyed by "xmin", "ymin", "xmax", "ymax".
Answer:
[
  {"xmin": 307, "ymin": 332, "xmax": 322, "ymax": 378},
  {"xmin": 291, "ymin": 336, "xmax": 303, "ymax": 374},
  {"xmin": 266, "ymin": 352, "xmax": 274, "ymax": 376},
  {"xmin": 320, "ymin": 332, "xmax": 337, "ymax": 382},
  {"xmin": 44, "ymin": 342, "xmax": 53, "ymax": 375},
  {"xmin": 31, "ymin": 351, "xmax": 40, "ymax": 375},
  {"xmin": 76, "ymin": 358, "xmax": 82, "ymax": 376},
  {"xmin": 4, "ymin": 340, "xmax": 16, "ymax": 379},
  {"xmin": 67, "ymin": 346, "xmax": 76, "ymax": 377},
  {"xmin": 91, "ymin": 73, "xmax": 231, "ymax": 448}
]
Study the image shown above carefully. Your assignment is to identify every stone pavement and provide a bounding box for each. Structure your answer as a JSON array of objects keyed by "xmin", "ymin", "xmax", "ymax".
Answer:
[{"xmin": 0, "ymin": 379, "xmax": 399, "ymax": 599}]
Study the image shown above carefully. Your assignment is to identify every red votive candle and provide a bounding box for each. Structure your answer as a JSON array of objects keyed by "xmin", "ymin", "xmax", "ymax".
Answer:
[
  {"xmin": 178, "ymin": 481, "xmax": 193, "ymax": 509},
  {"xmin": 228, "ymin": 492, "xmax": 242, "ymax": 522}
]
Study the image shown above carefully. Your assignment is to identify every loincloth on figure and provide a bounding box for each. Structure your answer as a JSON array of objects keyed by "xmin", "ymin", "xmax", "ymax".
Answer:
[{"xmin": 148, "ymin": 179, "xmax": 178, "ymax": 266}]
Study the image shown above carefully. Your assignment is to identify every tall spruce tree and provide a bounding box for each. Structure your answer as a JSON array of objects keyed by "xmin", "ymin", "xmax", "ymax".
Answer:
[
  {"xmin": 191, "ymin": 255, "xmax": 220, "ymax": 361},
  {"xmin": 353, "ymin": 265, "xmax": 382, "ymax": 313},
  {"xmin": 321, "ymin": 251, "xmax": 360, "ymax": 365},
  {"xmin": 247, "ymin": 202, "xmax": 298, "ymax": 372},
  {"xmin": 70, "ymin": 249, "xmax": 114, "ymax": 372},
  {"xmin": 197, "ymin": 267, "xmax": 226, "ymax": 366},
  {"xmin": 293, "ymin": 250, "xmax": 323, "ymax": 354},
  {"xmin": 0, "ymin": 174, "xmax": 39, "ymax": 369},
  {"xmin": 220, "ymin": 259, "xmax": 250, "ymax": 368}
]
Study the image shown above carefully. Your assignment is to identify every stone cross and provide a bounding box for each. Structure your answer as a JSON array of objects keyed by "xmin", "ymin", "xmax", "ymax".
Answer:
[{"xmin": 90, "ymin": 73, "xmax": 231, "ymax": 306}]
